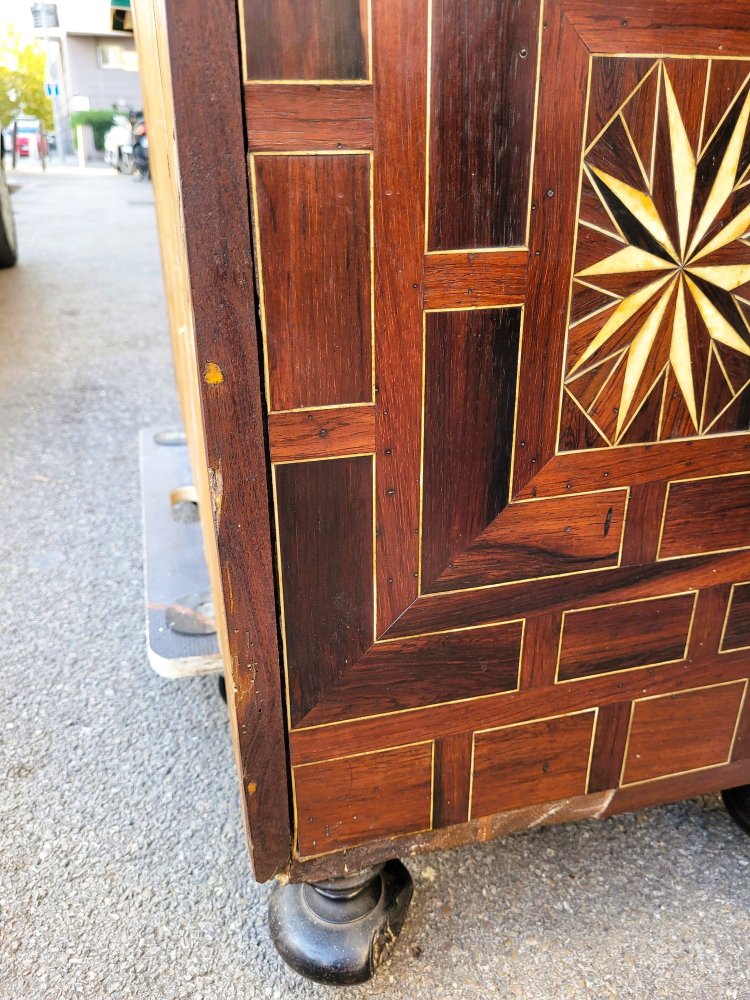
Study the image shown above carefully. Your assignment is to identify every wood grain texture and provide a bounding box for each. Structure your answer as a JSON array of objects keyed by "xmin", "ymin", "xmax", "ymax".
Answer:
[
  {"xmin": 245, "ymin": 83, "xmax": 373, "ymax": 150},
  {"xmin": 421, "ymin": 307, "xmax": 521, "ymax": 589},
  {"xmin": 606, "ymin": 756, "xmax": 750, "ymax": 820},
  {"xmin": 275, "ymin": 458, "xmax": 373, "ymax": 728},
  {"xmin": 427, "ymin": 0, "xmax": 540, "ymax": 250},
  {"xmin": 512, "ymin": 5, "xmax": 590, "ymax": 492},
  {"xmin": 294, "ymin": 742, "xmax": 433, "ymax": 856},
  {"xmin": 471, "ymin": 712, "xmax": 596, "ymax": 819},
  {"xmin": 384, "ymin": 549, "xmax": 750, "ymax": 641},
  {"xmin": 296, "ymin": 620, "xmax": 523, "ymax": 728},
  {"xmin": 731, "ymin": 686, "xmax": 750, "ymax": 762},
  {"xmin": 154, "ymin": 0, "xmax": 290, "ymax": 881},
  {"xmin": 426, "ymin": 489, "xmax": 627, "ymax": 593},
  {"xmin": 253, "ymin": 153, "xmax": 372, "ymax": 411},
  {"xmin": 565, "ymin": 1, "xmax": 750, "ymax": 57},
  {"xmin": 558, "ymin": 592, "xmax": 695, "ymax": 682},
  {"xmin": 268, "ymin": 405, "xmax": 375, "ymax": 463},
  {"xmin": 242, "ymin": 0, "xmax": 368, "ymax": 81},
  {"xmin": 588, "ymin": 701, "xmax": 632, "ymax": 793},
  {"xmin": 519, "ymin": 611, "xmax": 563, "ymax": 690},
  {"xmin": 620, "ymin": 483, "xmax": 668, "ymax": 566},
  {"xmin": 423, "ymin": 250, "xmax": 528, "ymax": 309},
  {"xmin": 515, "ymin": 436, "xmax": 750, "ymax": 500},
  {"xmin": 622, "ymin": 682, "xmax": 746, "ymax": 785},
  {"xmin": 688, "ymin": 584, "xmax": 733, "ymax": 661},
  {"xmin": 433, "ymin": 732, "xmax": 473, "ymax": 828},
  {"xmin": 372, "ymin": 0, "xmax": 426, "ymax": 633},
  {"xmin": 659, "ymin": 475, "xmax": 750, "ymax": 560},
  {"xmin": 291, "ymin": 645, "xmax": 750, "ymax": 768},
  {"xmin": 723, "ymin": 583, "xmax": 750, "ymax": 652},
  {"xmin": 289, "ymin": 754, "xmax": 750, "ymax": 881}
]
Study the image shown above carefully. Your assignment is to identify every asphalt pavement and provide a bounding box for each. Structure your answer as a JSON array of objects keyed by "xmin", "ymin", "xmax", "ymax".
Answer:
[{"xmin": 1, "ymin": 167, "xmax": 750, "ymax": 1000}]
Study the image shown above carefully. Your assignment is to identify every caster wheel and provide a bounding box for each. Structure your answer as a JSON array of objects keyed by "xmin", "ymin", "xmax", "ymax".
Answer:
[
  {"xmin": 268, "ymin": 860, "xmax": 413, "ymax": 985},
  {"xmin": 722, "ymin": 784, "xmax": 750, "ymax": 836},
  {"xmin": 217, "ymin": 675, "xmax": 227, "ymax": 703}
]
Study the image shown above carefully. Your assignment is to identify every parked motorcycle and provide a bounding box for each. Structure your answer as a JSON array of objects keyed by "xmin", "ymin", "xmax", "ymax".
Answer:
[
  {"xmin": 132, "ymin": 117, "xmax": 150, "ymax": 181},
  {"xmin": 104, "ymin": 112, "xmax": 135, "ymax": 174}
]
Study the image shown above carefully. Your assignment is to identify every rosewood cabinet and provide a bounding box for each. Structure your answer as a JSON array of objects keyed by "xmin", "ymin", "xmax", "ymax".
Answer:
[{"xmin": 134, "ymin": 0, "xmax": 750, "ymax": 984}]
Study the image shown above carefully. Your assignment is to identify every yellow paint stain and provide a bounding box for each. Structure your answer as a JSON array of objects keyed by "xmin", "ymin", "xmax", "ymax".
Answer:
[{"xmin": 204, "ymin": 362, "xmax": 224, "ymax": 385}]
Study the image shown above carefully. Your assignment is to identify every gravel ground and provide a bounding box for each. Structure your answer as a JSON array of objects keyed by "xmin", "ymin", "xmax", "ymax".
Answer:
[{"xmin": 1, "ymin": 169, "xmax": 750, "ymax": 1000}]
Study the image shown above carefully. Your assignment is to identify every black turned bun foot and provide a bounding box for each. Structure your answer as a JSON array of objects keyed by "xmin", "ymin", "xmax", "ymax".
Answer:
[
  {"xmin": 722, "ymin": 784, "xmax": 750, "ymax": 836},
  {"xmin": 268, "ymin": 860, "xmax": 413, "ymax": 985}
]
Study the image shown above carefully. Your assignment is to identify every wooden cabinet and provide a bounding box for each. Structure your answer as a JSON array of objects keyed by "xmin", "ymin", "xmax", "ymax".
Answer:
[{"xmin": 134, "ymin": 0, "xmax": 750, "ymax": 982}]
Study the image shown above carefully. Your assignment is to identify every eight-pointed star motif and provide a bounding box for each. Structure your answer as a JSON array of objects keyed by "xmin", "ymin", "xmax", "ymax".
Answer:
[{"xmin": 564, "ymin": 59, "xmax": 750, "ymax": 446}]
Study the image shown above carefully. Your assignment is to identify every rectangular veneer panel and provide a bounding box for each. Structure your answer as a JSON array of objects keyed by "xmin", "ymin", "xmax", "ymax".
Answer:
[
  {"xmin": 275, "ymin": 457, "xmax": 373, "ymax": 727},
  {"xmin": 245, "ymin": 83, "xmax": 373, "ymax": 150},
  {"xmin": 426, "ymin": 489, "xmax": 627, "ymax": 593},
  {"xmin": 722, "ymin": 583, "xmax": 750, "ymax": 652},
  {"xmin": 421, "ymin": 307, "xmax": 521, "ymax": 589},
  {"xmin": 253, "ymin": 153, "xmax": 372, "ymax": 410},
  {"xmin": 268, "ymin": 404, "xmax": 375, "ymax": 463},
  {"xmin": 427, "ymin": 0, "xmax": 540, "ymax": 249},
  {"xmin": 587, "ymin": 701, "xmax": 632, "ymax": 793},
  {"xmin": 622, "ymin": 682, "xmax": 746, "ymax": 785},
  {"xmin": 471, "ymin": 712, "xmax": 596, "ymax": 819},
  {"xmin": 297, "ymin": 619, "xmax": 524, "ymax": 727},
  {"xmin": 243, "ymin": 0, "xmax": 368, "ymax": 81},
  {"xmin": 294, "ymin": 743, "xmax": 433, "ymax": 855},
  {"xmin": 558, "ymin": 592, "xmax": 695, "ymax": 681},
  {"xmin": 659, "ymin": 475, "xmax": 750, "ymax": 560}
]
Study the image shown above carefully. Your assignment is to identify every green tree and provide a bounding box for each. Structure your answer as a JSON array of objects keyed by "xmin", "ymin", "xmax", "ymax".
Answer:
[{"xmin": 0, "ymin": 28, "xmax": 54, "ymax": 130}]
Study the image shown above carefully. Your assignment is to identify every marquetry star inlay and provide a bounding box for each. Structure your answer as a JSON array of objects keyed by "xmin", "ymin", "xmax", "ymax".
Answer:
[{"xmin": 564, "ymin": 58, "xmax": 750, "ymax": 446}]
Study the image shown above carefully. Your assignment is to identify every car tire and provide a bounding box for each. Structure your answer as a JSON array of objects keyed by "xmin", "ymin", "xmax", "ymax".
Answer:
[{"xmin": 0, "ymin": 167, "xmax": 18, "ymax": 268}]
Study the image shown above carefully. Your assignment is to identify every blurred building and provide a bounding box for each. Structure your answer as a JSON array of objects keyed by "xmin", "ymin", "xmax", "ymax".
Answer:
[{"xmin": 32, "ymin": 0, "xmax": 141, "ymax": 154}]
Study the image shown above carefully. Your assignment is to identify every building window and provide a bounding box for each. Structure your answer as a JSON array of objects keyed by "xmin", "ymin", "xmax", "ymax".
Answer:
[{"xmin": 96, "ymin": 44, "xmax": 139, "ymax": 71}]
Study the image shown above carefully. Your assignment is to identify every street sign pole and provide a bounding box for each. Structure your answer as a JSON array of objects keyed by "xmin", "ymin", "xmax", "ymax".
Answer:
[{"xmin": 39, "ymin": 5, "xmax": 65, "ymax": 164}]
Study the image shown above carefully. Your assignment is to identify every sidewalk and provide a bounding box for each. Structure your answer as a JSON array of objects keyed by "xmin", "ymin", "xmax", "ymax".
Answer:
[{"xmin": 1, "ymin": 171, "xmax": 749, "ymax": 1000}]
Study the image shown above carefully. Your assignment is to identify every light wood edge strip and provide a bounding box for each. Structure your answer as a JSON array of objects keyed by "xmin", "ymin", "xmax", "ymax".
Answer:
[
  {"xmin": 134, "ymin": 0, "xmax": 290, "ymax": 881},
  {"xmin": 269, "ymin": 404, "xmax": 376, "ymax": 463},
  {"xmin": 423, "ymin": 249, "xmax": 529, "ymax": 310}
]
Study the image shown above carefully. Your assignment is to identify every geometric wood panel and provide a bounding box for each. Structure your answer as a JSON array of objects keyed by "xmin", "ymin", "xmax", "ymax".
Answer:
[
  {"xmin": 721, "ymin": 582, "xmax": 750, "ymax": 652},
  {"xmin": 658, "ymin": 473, "xmax": 750, "ymax": 560},
  {"xmin": 421, "ymin": 307, "xmax": 521, "ymax": 589},
  {"xmin": 294, "ymin": 742, "xmax": 433, "ymax": 856},
  {"xmin": 621, "ymin": 681, "xmax": 746, "ymax": 784},
  {"xmin": 274, "ymin": 457, "xmax": 373, "ymax": 728},
  {"xmin": 423, "ymin": 488, "xmax": 628, "ymax": 594},
  {"xmin": 427, "ymin": 0, "xmax": 541, "ymax": 250},
  {"xmin": 245, "ymin": 84, "xmax": 373, "ymax": 152},
  {"xmin": 251, "ymin": 153, "xmax": 372, "ymax": 411},
  {"xmin": 242, "ymin": 0, "xmax": 369, "ymax": 82},
  {"xmin": 562, "ymin": 57, "xmax": 750, "ymax": 448},
  {"xmin": 238, "ymin": 0, "xmax": 750, "ymax": 874},
  {"xmin": 470, "ymin": 711, "xmax": 596, "ymax": 819},
  {"xmin": 557, "ymin": 592, "xmax": 696, "ymax": 681},
  {"xmin": 587, "ymin": 701, "xmax": 632, "ymax": 793},
  {"xmin": 294, "ymin": 619, "xmax": 524, "ymax": 728}
]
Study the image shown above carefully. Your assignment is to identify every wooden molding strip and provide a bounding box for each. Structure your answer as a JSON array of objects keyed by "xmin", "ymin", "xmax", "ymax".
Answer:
[
  {"xmin": 423, "ymin": 249, "xmax": 528, "ymax": 310},
  {"xmin": 245, "ymin": 83, "xmax": 373, "ymax": 151},
  {"xmin": 269, "ymin": 404, "xmax": 376, "ymax": 463}
]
